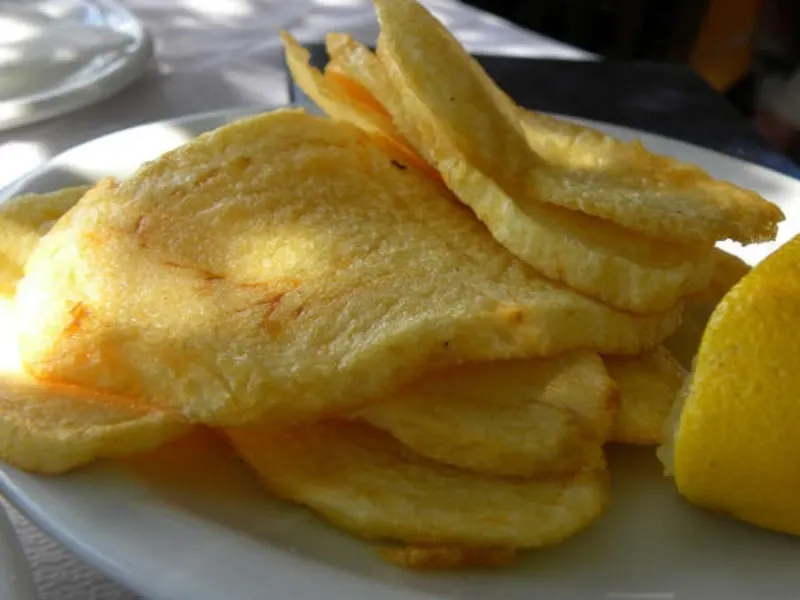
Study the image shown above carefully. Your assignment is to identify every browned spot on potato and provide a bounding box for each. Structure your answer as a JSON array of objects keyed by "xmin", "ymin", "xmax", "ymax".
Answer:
[
  {"xmin": 201, "ymin": 270, "xmax": 225, "ymax": 282},
  {"xmin": 258, "ymin": 287, "xmax": 304, "ymax": 334},
  {"xmin": 64, "ymin": 302, "xmax": 90, "ymax": 337},
  {"xmin": 134, "ymin": 215, "xmax": 151, "ymax": 249},
  {"xmin": 82, "ymin": 230, "xmax": 110, "ymax": 248},
  {"xmin": 239, "ymin": 276, "xmax": 301, "ymax": 290},
  {"xmin": 261, "ymin": 320, "xmax": 283, "ymax": 336},
  {"xmin": 259, "ymin": 291, "xmax": 290, "ymax": 317},
  {"xmin": 498, "ymin": 305, "xmax": 525, "ymax": 324},
  {"xmin": 160, "ymin": 260, "xmax": 225, "ymax": 282},
  {"xmin": 195, "ymin": 167, "xmax": 221, "ymax": 187},
  {"xmin": 230, "ymin": 156, "xmax": 253, "ymax": 172},
  {"xmin": 233, "ymin": 280, "xmax": 303, "ymax": 318},
  {"xmin": 135, "ymin": 215, "xmax": 148, "ymax": 235}
]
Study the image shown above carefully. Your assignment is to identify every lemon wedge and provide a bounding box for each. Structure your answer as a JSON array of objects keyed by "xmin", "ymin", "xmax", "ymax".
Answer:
[{"xmin": 659, "ymin": 234, "xmax": 800, "ymax": 534}]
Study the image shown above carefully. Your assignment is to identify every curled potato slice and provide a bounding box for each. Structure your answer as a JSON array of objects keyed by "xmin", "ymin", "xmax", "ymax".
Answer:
[
  {"xmin": 225, "ymin": 420, "xmax": 610, "ymax": 548},
  {"xmin": 357, "ymin": 352, "xmax": 616, "ymax": 476},
  {"xmin": 606, "ymin": 346, "xmax": 685, "ymax": 445}
]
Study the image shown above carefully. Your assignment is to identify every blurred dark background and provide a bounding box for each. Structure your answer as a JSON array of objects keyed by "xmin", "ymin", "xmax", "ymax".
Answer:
[{"xmin": 462, "ymin": 0, "xmax": 800, "ymax": 162}]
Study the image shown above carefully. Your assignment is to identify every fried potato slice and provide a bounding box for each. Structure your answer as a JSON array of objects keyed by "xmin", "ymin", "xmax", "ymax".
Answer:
[
  {"xmin": 0, "ymin": 368, "xmax": 188, "ymax": 474},
  {"xmin": 606, "ymin": 346, "xmax": 685, "ymax": 445},
  {"xmin": 0, "ymin": 295, "xmax": 187, "ymax": 474},
  {"xmin": 0, "ymin": 191, "xmax": 188, "ymax": 474},
  {"xmin": 664, "ymin": 248, "xmax": 751, "ymax": 368},
  {"xmin": 689, "ymin": 247, "xmax": 751, "ymax": 315},
  {"xmin": 282, "ymin": 32, "xmax": 393, "ymax": 139},
  {"xmin": 372, "ymin": 0, "xmax": 783, "ymax": 246},
  {"xmin": 225, "ymin": 420, "xmax": 610, "ymax": 548},
  {"xmin": 377, "ymin": 545, "xmax": 516, "ymax": 570},
  {"xmin": 317, "ymin": 33, "xmax": 713, "ymax": 313},
  {"xmin": 281, "ymin": 32, "xmax": 438, "ymax": 181},
  {"xmin": 0, "ymin": 185, "xmax": 89, "ymax": 294},
  {"xmin": 16, "ymin": 110, "xmax": 681, "ymax": 426},
  {"xmin": 356, "ymin": 352, "xmax": 616, "ymax": 476}
]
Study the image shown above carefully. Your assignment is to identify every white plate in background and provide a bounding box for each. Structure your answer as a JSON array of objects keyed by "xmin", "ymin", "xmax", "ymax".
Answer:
[
  {"xmin": 1, "ymin": 107, "xmax": 799, "ymax": 600},
  {"xmin": 0, "ymin": 0, "xmax": 152, "ymax": 131}
]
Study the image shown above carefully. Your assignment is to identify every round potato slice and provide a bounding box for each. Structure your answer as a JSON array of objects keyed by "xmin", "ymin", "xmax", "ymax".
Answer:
[
  {"xmin": 17, "ymin": 109, "xmax": 681, "ymax": 427},
  {"xmin": 225, "ymin": 420, "xmax": 610, "ymax": 548},
  {"xmin": 0, "ymin": 185, "xmax": 89, "ymax": 294},
  {"xmin": 605, "ymin": 346, "xmax": 685, "ymax": 445},
  {"xmin": 357, "ymin": 352, "xmax": 616, "ymax": 476},
  {"xmin": 0, "ymin": 294, "xmax": 187, "ymax": 474},
  {"xmin": 0, "ymin": 183, "xmax": 188, "ymax": 474},
  {"xmin": 664, "ymin": 248, "xmax": 752, "ymax": 368},
  {"xmin": 0, "ymin": 372, "xmax": 188, "ymax": 474}
]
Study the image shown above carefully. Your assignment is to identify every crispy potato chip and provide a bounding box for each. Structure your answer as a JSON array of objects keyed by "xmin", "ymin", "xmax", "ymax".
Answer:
[
  {"xmin": 606, "ymin": 346, "xmax": 685, "ymax": 445},
  {"xmin": 0, "ymin": 369, "xmax": 188, "ymax": 474},
  {"xmin": 315, "ymin": 33, "xmax": 713, "ymax": 313},
  {"xmin": 664, "ymin": 248, "xmax": 751, "ymax": 368},
  {"xmin": 0, "ymin": 191, "xmax": 188, "ymax": 474},
  {"xmin": 377, "ymin": 545, "xmax": 516, "ymax": 570},
  {"xmin": 325, "ymin": 33, "xmax": 398, "ymax": 114},
  {"xmin": 281, "ymin": 32, "xmax": 438, "ymax": 181},
  {"xmin": 373, "ymin": 0, "xmax": 534, "ymax": 194},
  {"xmin": 372, "ymin": 0, "xmax": 783, "ymax": 246},
  {"xmin": 225, "ymin": 420, "xmax": 610, "ymax": 548},
  {"xmin": 357, "ymin": 352, "xmax": 615, "ymax": 476},
  {"xmin": 689, "ymin": 247, "xmax": 751, "ymax": 314},
  {"xmin": 16, "ymin": 110, "xmax": 681, "ymax": 426},
  {"xmin": 0, "ymin": 185, "xmax": 89, "ymax": 294},
  {"xmin": 0, "ymin": 295, "xmax": 186, "ymax": 474},
  {"xmin": 282, "ymin": 32, "xmax": 393, "ymax": 139}
]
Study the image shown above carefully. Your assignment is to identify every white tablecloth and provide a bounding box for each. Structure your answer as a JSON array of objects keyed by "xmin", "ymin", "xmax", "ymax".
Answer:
[{"xmin": 0, "ymin": 1, "xmax": 587, "ymax": 598}]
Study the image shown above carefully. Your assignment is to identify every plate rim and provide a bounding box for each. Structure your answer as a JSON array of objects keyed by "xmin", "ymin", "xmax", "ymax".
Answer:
[{"xmin": 0, "ymin": 0, "xmax": 154, "ymax": 132}]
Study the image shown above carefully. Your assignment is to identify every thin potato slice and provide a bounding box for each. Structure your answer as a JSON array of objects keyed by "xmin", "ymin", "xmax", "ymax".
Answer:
[
  {"xmin": 0, "ymin": 371, "xmax": 188, "ymax": 474},
  {"xmin": 282, "ymin": 32, "xmax": 394, "ymax": 140},
  {"xmin": 0, "ymin": 182, "xmax": 188, "ymax": 474},
  {"xmin": 0, "ymin": 295, "xmax": 187, "ymax": 474},
  {"xmin": 17, "ymin": 110, "xmax": 681, "ymax": 427},
  {"xmin": 606, "ymin": 346, "xmax": 685, "ymax": 445},
  {"xmin": 316, "ymin": 33, "xmax": 713, "ymax": 313},
  {"xmin": 372, "ymin": 0, "xmax": 783, "ymax": 246},
  {"xmin": 0, "ymin": 185, "xmax": 89, "ymax": 294},
  {"xmin": 687, "ymin": 247, "xmax": 751, "ymax": 317},
  {"xmin": 281, "ymin": 32, "xmax": 438, "ymax": 181},
  {"xmin": 357, "ymin": 352, "xmax": 616, "ymax": 476},
  {"xmin": 225, "ymin": 420, "xmax": 610, "ymax": 548},
  {"xmin": 664, "ymin": 248, "xmax": 751, "ymax": 368}
]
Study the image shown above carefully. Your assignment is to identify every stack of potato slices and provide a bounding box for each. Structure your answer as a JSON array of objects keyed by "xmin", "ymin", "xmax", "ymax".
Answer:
[{"xmin": 0, "ymin": 0, "xmax": 782, "ymax": 570}]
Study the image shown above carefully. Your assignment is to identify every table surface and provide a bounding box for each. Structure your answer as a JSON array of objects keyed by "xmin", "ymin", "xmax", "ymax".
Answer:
[{"xmin": 0, "ymin": 1, "xmax": 590, "ymax": 599}]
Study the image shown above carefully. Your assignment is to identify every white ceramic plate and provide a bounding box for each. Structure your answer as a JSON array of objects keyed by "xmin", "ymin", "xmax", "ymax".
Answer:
[
  {"xmin": 1, "ymin": 108, "xmax": 800, "ymax": 600},
  {"xmin": 0, "ymin": 0, "xmax": 152, "ymax": 131}
]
